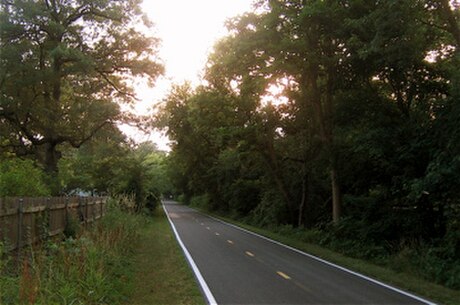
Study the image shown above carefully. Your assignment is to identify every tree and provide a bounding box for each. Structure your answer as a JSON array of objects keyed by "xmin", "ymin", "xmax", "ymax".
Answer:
[
  {"xmin": 58, "ymin": 123, "xmax": 128, "ymax": 193},
  {"xmin": 205, "ymin": 0, "xmax": 350, "ymax": 223},
  {"xmin": 60, "ymin": 132, "xmax": 170, "ymax": 211},
  {"xmin": 158, "ymin": 0, "xmax": 460, "ymax": 288},
  {"xmin": 0, "ymin": 0, "xmax": 163, "ymax": 184},
  {"xmin": 158, "ymin": 83, "xmax": 260, "ymax": 211}
]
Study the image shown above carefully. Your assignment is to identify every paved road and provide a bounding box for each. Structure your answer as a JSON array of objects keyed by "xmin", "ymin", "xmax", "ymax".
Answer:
[{"xmin": 163, "ymin": 201, "xmax": 434, "ymax": 305}]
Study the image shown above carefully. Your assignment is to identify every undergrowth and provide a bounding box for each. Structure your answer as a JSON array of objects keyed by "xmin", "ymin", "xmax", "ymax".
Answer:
[{"xmin": 0, "ymin": 197, "xmax": 145, "ymax": 305}]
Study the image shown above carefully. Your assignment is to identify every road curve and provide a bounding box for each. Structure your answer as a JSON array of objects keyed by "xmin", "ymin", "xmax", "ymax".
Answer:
[{"xmin": 162, "ymin": 200, "xmax": 435, "ymax": 305}]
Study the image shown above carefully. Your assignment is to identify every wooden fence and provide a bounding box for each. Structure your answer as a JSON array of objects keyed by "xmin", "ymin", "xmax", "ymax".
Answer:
[{"xmin": 0, "ymin": 197, "xmax": 107, "ymax": 252}]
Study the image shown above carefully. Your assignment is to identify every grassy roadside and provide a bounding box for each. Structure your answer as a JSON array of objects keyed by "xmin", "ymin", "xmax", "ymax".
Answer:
[
  {"xmin": 125, "ymin": 207, "xmax": 204, "ymax": 305},
  {"xmin": 0, "ymin": 199, "xmax": 144, "ymax": 305},
  {"xmin": 0, "ymin": 201, "xmax": 205, "ymax": 305},
  {"xmin": 201, "ymin": 210, "xmax": 460, "ymax": 305}
]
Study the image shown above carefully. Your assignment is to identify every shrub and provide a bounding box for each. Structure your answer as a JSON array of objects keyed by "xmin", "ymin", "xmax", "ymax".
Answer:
[
  {"xmin": 0, "ymin": 242, "xmax": 19, "ymax": 304},
  {"xmin": 190, "ymin": 194, "xmax": 211, "ymax": 210},
  {"xmin": 249, "ymin": 188, "xmax": 288, "ymax": 228},
  {"xmin": 0, "ymin": 158, "xmax": 50, "ymax": 197}
]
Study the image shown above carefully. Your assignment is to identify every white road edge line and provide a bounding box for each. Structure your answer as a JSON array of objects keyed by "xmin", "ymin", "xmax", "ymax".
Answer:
[
  {"xmin": 205, "ymin": 214, "xmax": 436, "ymax": 305},
  {"xmin": 162, "ymin": 203, "xmax": 218, "ymax": 305}
]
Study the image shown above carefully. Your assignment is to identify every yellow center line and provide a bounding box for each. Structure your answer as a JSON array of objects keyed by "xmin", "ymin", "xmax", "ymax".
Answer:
[
  {"xmin": 245, "ymin": 251, "xmax": 255, "ymax": 257},
  {"xmin": 227, "ymin": 240, "xmax": 234, "ymax": 244},
  {"xmin": 277, "ymin": 271, "xmax": 291, "ymax": 280}
]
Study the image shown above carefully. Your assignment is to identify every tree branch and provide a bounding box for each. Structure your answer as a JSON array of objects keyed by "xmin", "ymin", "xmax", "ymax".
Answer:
[
  {"xmin": 67, "ymin": 120, "xmax": 112, "ymax": 148},
  {"xmin": 96, "ymin": 70, "xmax": 140, "ymax": 101},
  {"xmin": 1, "ymin": 111, "xmax": 47, "ymax": 146},
  {"xmin": 417, "ymin": 18, "xmax": 449, "ymax": 32}
]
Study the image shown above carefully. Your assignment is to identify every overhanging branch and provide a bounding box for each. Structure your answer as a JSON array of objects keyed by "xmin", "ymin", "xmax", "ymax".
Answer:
[
  {"xmin": 97, "ymin": 70, "xmax": 140, "ymax": 101},
  {"xmin": 67, "ymin": 120, "xmax": 112, "ymax": 148}
]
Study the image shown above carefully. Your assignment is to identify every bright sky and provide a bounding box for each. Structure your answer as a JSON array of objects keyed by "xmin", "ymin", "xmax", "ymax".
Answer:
[{"xmin": 122, "ymin": 0, "xmax": 254, "ymax": 150}]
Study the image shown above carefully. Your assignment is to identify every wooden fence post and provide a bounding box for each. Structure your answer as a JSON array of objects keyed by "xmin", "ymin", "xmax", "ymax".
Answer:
[
  {"xmin": 63, "ymin": 196, "xmax": 70, "ymax": 234},
  {"xmin": 17, "ymin": 198, "xmax": 23, "ymax": 257},
  {"xmin": 85, "ymin": 197, "xmax": 87, "ymax": 226},
  {"xmin": 78, "ymin": 196, "xmax": 82, "ymax": 225},
  {"xmin": 65, "ymin": 197, "xmax": 69, "ymax": 230},
  {"xmin": 100, "ymin": 198, "xmax": 103, "ymax": 218},
  {"xmin": 46, "ymin": 197, "xmax": 51, "ymax": 240}
]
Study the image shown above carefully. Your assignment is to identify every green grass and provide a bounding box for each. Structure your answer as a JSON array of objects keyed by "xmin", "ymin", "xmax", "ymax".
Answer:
[
  {"xmin": 0, "ymin": 198, "xmax": 144, "ymax": 305},
  {"xmin": 0, "ymin": 201, "xmax": 205, "ymax": 305},
  {"xmin": 204, "ymin": 211, "xmax": 460, "ymax": 305},
  {"xmin": 125, "ymin": 207, "xmax": 204, "ymax": 305}
]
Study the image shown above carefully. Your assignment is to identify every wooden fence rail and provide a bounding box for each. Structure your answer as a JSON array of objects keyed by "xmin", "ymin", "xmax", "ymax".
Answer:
[{"xmin": 0, "ymin": 196, "xmax": 107, "ymax": 252}]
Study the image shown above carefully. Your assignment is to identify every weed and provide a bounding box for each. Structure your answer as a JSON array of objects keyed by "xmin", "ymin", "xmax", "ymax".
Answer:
[
  {"xmin": 0, "ymin": 242, "xmax": 19, "ymax": 304},
  {"xmin": 125, "ymin": 207, "xmax": 204, "ymax": 305},
  {"xmin": 0, "ymin": 197, "xmax": 144, "ymax": 305},
  {"xmin": 63, "ymin": 213, "xmax": 80, "ymax": 239}
]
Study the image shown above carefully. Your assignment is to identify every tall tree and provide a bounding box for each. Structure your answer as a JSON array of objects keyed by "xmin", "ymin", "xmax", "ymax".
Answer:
[
  {"xmin": 0, "ymin": 0, "xmax": 163, "ymax": 180},
  {"xmin": 205, "ymin": 0, "xmax": 350, "ymax": 223}
]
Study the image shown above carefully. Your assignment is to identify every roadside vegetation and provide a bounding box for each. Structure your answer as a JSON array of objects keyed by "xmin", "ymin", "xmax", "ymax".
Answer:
[
  {"xmin": 0, "ymin": 198, "xmax": 144, "ymax": 305},
  {"xmin": 127, "ymin": 207, "xmax": 204, "ymax": 305},
  {"xmin": 0, "ymin": 199, "xmax": 204, "ymax": 305}
]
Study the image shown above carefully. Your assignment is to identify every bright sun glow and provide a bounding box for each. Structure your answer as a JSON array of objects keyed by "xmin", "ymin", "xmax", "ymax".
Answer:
[{"xmin": 121, "ymin": 0, "xmax": 254, "ymax": 150}]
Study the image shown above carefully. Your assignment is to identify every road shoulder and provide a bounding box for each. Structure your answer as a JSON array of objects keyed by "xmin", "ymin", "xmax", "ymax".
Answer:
[{"xmin": 125, "ymin": 207, "xmax": 205, "ymax": 305}]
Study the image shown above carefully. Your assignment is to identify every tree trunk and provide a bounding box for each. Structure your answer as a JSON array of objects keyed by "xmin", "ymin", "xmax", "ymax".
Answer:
[
  {"xmin": 306, "ymin": 67, "xmax": 343, "ymax": 224},
  {"xmin": 43, "ymin": 142, "xmax": 61, "ymax": 195},
  {"xmin": 44, "ymin": 143, "xmax": 59, "ymax": 173},
  {"xmin": 331, "ymin": 166, "xmax": 342, "ymax": 224},
  {"xmin": 262, "ymin": 136, "xmax": 296, "ymax": 224},
  {"xmin": 298, "ymin": 174, "xmax": 307, "ymax": 227}
]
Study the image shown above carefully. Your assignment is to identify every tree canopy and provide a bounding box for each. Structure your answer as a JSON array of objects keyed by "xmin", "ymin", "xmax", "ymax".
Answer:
[{"xmin": 0, "ymin": 0, "xmax": 163, "ymax": 181}]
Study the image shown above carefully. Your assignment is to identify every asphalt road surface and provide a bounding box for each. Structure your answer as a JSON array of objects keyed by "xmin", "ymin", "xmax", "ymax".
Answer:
[{"xmin": 162, "ymin": 201, "xmax": 435, "ymax": 305}]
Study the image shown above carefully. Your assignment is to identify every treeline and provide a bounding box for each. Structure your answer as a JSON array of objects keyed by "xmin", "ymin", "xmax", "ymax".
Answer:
[
  {"xmin": 0, "ymin": 128, "xmax": 171, "ymax": 211},
  {"xmin": 159, "ymin": 1, "xmax": 460, "ymax": 288},
  {"xmin": 0, "ymin": 0, "xmax": 171, "ymax": 208}
]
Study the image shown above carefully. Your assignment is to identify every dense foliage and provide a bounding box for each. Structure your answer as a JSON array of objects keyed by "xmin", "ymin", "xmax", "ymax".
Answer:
[
  {"xmin": 58, "ymin": 129, "xmax": 172, "ymax": 211},
  {"xmin": 159, "ymin": 0, "xmax": 460, "ymax": 288},
  {"xmin": 0, "ymin": 158, "xmax": 51, "ymax": 197},
  {"xmin": 0, "ymin": 0, "xmax": 169, "ymax": 202},
  {"xmin": 0, "ymin": 0, "xmax": 163, "ymax": 194}
]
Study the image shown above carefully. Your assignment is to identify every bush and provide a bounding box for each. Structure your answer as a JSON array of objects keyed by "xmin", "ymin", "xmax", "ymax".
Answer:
[
  {"xmin": 249, "ymin": 188, "xmax": 288, "ymax": 228},
  {"xmin": 0, "ymin": 242, "xmax": 19, "ymax": 304},
  {"xmin": 145, "ymin": 193, "xmax": 159, "ymax": 214},
  {"xmin": 226, "ymin": 179, "xmax": 260, "ymax": 216},
  {"xmin": 0, "ymin": 158, "xmax": 50, "ymax": 197},
  {"xmin": 190, "ymin": 194, "xmax": 211, "ymax": 210}
]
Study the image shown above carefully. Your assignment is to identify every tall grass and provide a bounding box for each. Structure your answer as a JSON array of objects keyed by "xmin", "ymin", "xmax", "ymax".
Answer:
[{"xmin": 0, "ymin": 197, "xmax": 145, "ymax": 305}]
